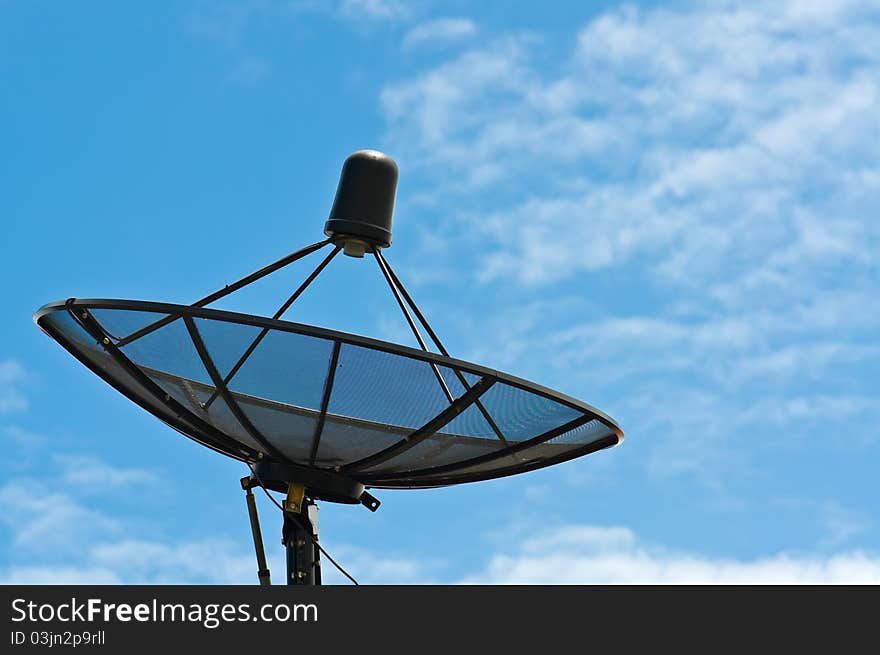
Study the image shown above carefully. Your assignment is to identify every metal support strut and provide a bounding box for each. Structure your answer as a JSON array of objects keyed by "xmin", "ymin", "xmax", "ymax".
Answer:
[
  {"xmin": 115, "ymin": 238, "xmax": 332, "ymax": 347},
  {"xmin": 240, "ymin": 477, "xmax": 272, "ymax": 586},
  {"xmin": 372, "ymin": 250, "xmax": 511, "ymax": 446},
  {"xmin": 201, "ymin": 244, "xmax": 342, "ymax": 409},
  {"xmin": 372, "ymin": 250, "xmax": 454, "ymax": 403}
]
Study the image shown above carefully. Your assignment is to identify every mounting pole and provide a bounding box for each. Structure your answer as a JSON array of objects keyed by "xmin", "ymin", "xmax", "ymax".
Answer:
[
  {"xmin": 283, "ymin": 483, "xmax": 321, "ymax": 585},
  {"xmin": 240, "ymin": 477, "xmax": 272, "ymax": 586}
]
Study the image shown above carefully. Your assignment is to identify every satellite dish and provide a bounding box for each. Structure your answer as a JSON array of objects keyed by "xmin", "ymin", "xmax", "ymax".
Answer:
[{"xmin": 34, "ymin": 150, "xmax": 623, "ymax": 585}]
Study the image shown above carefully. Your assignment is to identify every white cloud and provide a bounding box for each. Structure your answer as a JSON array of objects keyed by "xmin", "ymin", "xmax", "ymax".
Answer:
[
  {"xmin": 0, "ymin": 480, "xmax": 121, "ymax": 551},
  {"xmin": 0, "ymin": 470, "xmax": 258, "ymax": 584},
  {"xmin": 1, "ymin": 566, "xmax": 122, "ymax": 585},
  {"xmin": 0, "ymin": 540, "xmax": 261, "ymax": 585},
  {"xmin": 337, "ymin": 0, "xmax": 409, "ymax": 22},
  {"xmin": 0, "ymin": 458, "xmax": 421, "ymax": 584},
  {"xmin": 382, "ymin": 0, "xmax": 879, "ymax": 288},
  {"xmin": 2, "ymin": 425, "xmax": 46, "ymax": 448},
  {"xmin": 2, "ymin": 456, "xmax": 874, "ymax": 584},
  {"xmin": 321, "ymin": 544, "xmax": 439, "ymax": 584},
  {"xmin": 381, "ymin": 36, "xmax": 536, "ymax": 178},
  {"xmin": 54, "ymin": 454, "xmax": 159, "ymax": 488},
  {"xmin": 402, "ymin": 18, "xmax": 477, "ymax": 50},
  {"xmin": 89, "ymin": 539, "xmax": 257, "ymax": 584},
  {"xmin": 186, "ymin": 1, "xmax": 270, "ymax": 46},
  {"xmin": 0, "ymin": 360, "xmax": 27, "ymax": 414},
  {"xmin": 8, "ymin": 516, "xmax": 879, "ymax": 584},
  {"xmin": 0, "ymin": 536, "xmax": 430, "ymax": 585},
  {"xmin": 380, "ymin": 0, "xmax": 880, "ymax": 484},
  {"xmin": 0, "ymin": 456, "xmax": 155, "ymax": 559},
  {"xmin": 462, "ymin": 524, "xmax": 880, "ymax": 584},
  {"xmin": 772, "ymin": 499, "xmax": 870, "ymax": 549},
  {"xmin": 188, "ymin": 0, "xmax": 414, "ymax": 44}
]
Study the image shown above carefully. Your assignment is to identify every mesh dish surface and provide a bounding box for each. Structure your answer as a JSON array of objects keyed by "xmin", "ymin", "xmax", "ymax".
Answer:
[{"xmin": 35, "ymin": 299, "xmax": 622, "ymax": 488}]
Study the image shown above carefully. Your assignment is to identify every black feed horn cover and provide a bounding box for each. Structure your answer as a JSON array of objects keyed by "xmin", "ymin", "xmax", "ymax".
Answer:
[{"xmin": 324, "ymin": 150, "xmax": 398, "ymax": 249}]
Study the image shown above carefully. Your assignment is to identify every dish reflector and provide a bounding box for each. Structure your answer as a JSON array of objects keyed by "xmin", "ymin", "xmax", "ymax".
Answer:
[{"xmin": 36, "ymin": 299, "xmax": 621, "ymax": 493}]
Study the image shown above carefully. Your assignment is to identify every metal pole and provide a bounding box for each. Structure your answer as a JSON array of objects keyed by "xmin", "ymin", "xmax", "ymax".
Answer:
[{"xmin": 283, "ymin": 501, "xmax": 321, "ymax": 586}]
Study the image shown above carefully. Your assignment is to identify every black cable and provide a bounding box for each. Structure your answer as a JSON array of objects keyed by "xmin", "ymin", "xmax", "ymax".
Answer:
[{"xmin": 245, "ymin": 463, "xmax": 359, "ymax": 585}]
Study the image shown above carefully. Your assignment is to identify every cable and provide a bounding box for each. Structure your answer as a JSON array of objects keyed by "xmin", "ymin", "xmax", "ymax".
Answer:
[{"xmin": 245, "ymin": 463, "xmax": 359, "ymax": 586}]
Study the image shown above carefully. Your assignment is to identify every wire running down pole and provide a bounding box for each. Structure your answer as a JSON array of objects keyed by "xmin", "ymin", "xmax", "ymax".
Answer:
[{"xmin": 284, "ymin": 501, "xmax": 321, "ymax": 586}]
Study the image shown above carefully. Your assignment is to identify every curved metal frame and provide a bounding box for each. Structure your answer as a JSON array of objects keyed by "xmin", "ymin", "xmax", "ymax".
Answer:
[{"xmin": 36, "ymin": 298, "xmax": 622, "ymax": 491}]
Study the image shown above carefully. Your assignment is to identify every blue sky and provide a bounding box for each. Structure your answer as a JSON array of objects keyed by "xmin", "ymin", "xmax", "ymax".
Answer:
[{"xmin": 2, "ymin": 0, "xmax": 879, "ymax": 583}]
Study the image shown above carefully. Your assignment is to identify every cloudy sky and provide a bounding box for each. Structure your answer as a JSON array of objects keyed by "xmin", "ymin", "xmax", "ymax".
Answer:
[{"xmin": 2, "ymin": 0, "xmax": 879, "ymax": 583}]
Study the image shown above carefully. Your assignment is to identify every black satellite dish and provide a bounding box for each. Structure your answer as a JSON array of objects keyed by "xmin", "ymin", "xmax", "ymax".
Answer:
[{"xmin": 35, "ymin": 150, "xmax": 623, "ymax": 585}]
